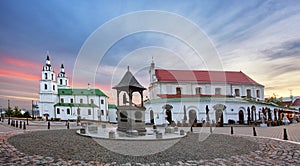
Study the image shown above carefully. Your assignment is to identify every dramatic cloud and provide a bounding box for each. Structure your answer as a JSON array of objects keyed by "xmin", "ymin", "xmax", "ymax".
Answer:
[{"xmin": 0, "ymin": 0, "xmax": 300, "ymax": 108}]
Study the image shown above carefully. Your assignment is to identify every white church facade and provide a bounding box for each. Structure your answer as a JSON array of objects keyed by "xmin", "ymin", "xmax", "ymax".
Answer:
[
  {"xmin": 39, "ymin": 54, "xmax": 113, "ymax": 121},
  {"xmin": 145, "ymin": 61, "xmax": 283, "ymax": 126}
]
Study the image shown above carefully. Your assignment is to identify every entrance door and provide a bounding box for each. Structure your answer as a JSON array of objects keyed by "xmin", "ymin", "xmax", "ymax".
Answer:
[
  {"xmin": 188, "ymin": 110, "xmax": 197, "ymax": 126},
  {"xmin": 150, "ymin": 110, "xmax": 154, "ymax": 124},
  {"xmin": 166, "ymin": 109, "xmax": 172, "ymax": 124},
  {"xmin": 239, "ymin": 110, "xmax": 244, "ymax": 124},
  {"xmin": 215, "ymin": 110, "xmax": 223, "ymax": 127}
]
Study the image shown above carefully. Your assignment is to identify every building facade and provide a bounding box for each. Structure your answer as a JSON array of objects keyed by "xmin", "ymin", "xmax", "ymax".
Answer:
[
  {"xmin": 39, "ymin": 54, "xmax": 110, "ymax": 121},
  {"xmin": 145, "ymin": 61, "xmax": 281, "ymax": 126}
]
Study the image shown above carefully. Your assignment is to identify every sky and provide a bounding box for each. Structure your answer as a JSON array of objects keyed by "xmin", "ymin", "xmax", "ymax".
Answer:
[{"xmin": 0, "ymin": 0, "xmax": 300, "ymax": 110}]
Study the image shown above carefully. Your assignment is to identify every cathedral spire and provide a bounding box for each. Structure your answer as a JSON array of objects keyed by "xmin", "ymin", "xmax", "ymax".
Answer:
[
  {"xmin": 46, "ymin": 51, "xmax": 51, "ymax": 66},
  {"xmin": 60, "ymin": 64, "xmax": 65, "ymax": 74}
]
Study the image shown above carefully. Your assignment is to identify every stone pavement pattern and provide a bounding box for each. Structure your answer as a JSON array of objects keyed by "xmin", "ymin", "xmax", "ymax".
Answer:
[{"xmin": 1, "ymin": 119, "xmax": 300, "ymax": 165}]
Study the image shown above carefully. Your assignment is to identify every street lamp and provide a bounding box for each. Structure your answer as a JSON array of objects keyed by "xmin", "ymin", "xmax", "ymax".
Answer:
[{"xmin": 0, "ymin": 105, "xmax": 2, "ymax": 122}]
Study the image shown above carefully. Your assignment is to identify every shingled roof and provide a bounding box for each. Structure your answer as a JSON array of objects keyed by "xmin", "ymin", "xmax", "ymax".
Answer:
[
  {"xmin": 155, "ymin": 69, "xmax": 263, "ymax": 86},
  {"xmin": 291, "ymin": 98, "xmax": 300, "ymax": 107},
  {"xmin": 113, "ymin": 67, "xmax": 146, "ymax": 90}
]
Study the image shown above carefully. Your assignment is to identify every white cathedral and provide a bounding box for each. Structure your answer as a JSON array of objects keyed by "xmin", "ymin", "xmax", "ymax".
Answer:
[{"xmin": 39, "ymin": 54, "xmax": 116, "ymax": 121}]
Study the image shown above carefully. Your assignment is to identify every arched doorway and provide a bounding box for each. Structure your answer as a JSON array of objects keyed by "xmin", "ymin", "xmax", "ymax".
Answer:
[
  {"xmin": 163, "ymin": 104, "xmax": 173, "ymax": 125},
  {"xmin": 213, "ymin": 104, "xmax": 226, "ymax": 127},
  {"xmin": 215, "ymin": 110, "xmax": 223, "ymax": 127},
  {"xmin": 166, "ymin": 109, "xmax": 172, "ymax": 124},
  {"xmin": 188, "ymin": 110, "xmax": 197, "ymax": 126},
  {"xmin": 150, "ymin": 110, "xmax": 154, "ymax": 124},
  {"xmin": 251, "ymin": 105, "xmax": 256, "ymax": 121},
  {"xmin": 239, "ymin": 110, "xmax": 244, "ymax": 124}
]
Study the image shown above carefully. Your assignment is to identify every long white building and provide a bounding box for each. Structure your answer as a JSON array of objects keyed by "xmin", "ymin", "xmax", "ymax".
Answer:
[
  {"xmin": 39, "ymin": 54, "xmax": 112, "ymax": 121},
  {"xmin": 145, "ymin": 61, "xmax": 281, "ymax": 126}
]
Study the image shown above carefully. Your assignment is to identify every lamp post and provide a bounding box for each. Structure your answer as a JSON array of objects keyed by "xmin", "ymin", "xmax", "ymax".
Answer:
[{"xmin": 0, "ymin": 105, "xmax": 2, "ymax": 122}]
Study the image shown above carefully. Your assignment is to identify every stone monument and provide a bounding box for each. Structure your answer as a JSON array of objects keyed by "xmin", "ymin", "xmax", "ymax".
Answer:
[{"xmin": 113, "ymin": 66, "xmax": 147, "ymax": 136}]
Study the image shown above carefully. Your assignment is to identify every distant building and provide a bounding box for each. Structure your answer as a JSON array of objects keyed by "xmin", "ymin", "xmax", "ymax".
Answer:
[
  {"xmin": 145, "ymin": 60, "xmax": 284, "ymax": 126},
  {"xmin": 39, "ymin": 54, "xmax": 115, "ymax": 121},
  {"xmin": 290, "ymin": 97, "xmax": 300, "ymax": 111}
]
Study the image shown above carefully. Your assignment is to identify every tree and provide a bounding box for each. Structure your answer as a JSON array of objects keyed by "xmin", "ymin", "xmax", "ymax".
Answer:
[
  {"xmin": 12, "ymin": 106, "xmax": 22, "ymax": 117},
  {"xmin": 5, "ymin": 108, "xmax": 13, "ymax": 117},
  {"xmin": 23, "ymin": 111, "xmax": 31, "ymax": 118}
]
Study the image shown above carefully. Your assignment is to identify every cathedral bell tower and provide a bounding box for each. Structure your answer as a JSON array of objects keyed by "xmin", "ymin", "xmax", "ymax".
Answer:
[
  {"xmin": 57, "ymin": 64, "xmax": 69, "ymax": 88},
  {"xmin": 39, "ymin": 52, "xmax": 58, "ymax": 119}
]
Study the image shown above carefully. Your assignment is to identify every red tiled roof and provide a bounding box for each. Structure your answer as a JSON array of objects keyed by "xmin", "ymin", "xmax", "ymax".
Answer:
[
  {"xmin": 157, "ymin": 94, "xmax": 233, "ymax": 98},
  {"xmin": 281, "ymin": 101, "xmax": 292, "ymax": 107},
  {"xmin": 155, "ymin": 69, "xmax": 263, "ymax": 86},
  {"xmin": 291, "ymin": 98, "xmax": 300, "ymax": 106}
]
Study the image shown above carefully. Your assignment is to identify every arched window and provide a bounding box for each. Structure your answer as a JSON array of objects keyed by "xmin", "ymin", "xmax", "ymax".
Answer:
[
  {"xmin": 80, "ymin": 99, "xmax": 83, "ymax": 104},
  {"xmin": 44, "ymin": 84, "xmax": 47, "ymax": 90},
  {"xmin": 176, "ymin": 87, "xmax": 181, "ymax": 95},
  {"xmin": 246, "ymin": 89, "xmax": 251, "ymax": 98},
  {"xmin": 70, "ymin": 98, "xmax": 74, "ymax": 103},
  {"xmin": 57, "ymin": 108, "xmax": 60, "ymax": 114},
  {"xmin": 90, "ymin": 99, "xmax": 94, "ymax": 104},
  {"xmin": 53, "ymin": 85, "xmax": 55, "ymax": 90},
  {"xmin": 101, "ymin": 99, "xmax": 104, "ymax": 104},
  {"xmin": 45, "ymin": 73, "xmax": 48, "ymax": 79},
  {"xmin": 51, "ymin": 74, "xmax": 54, "ymax": 80},
  {"xmin": 88, "ymin": 109, "xmax": 91, "ymax": 115},
  {"xmin": 60, "ymin": 79, "xmax": 62, "ymax": 85},
  {"xmin": 235, "ymin": 89, "xmax": 240, "ymax": 97},
  {"xmin": 60, "ymin": 98, "xmax": 64, "ymax": 103},
  {"xmin": 101, "ymin": 110, "xmax": 104, "ymax": 115},
  {"xmin": 256, "ymin": 90, "xmax": 260, "ymax": 98},
  {"xmin": 195, "ymin": 87, "xmax": 201, "ymax": 95},
  {"xmin": 67, "ymin": 108, "xmax": 70, "ymax": 115},
  {"xmin": 215, "ymin": 88, "xmax": 221, "ymax": 95}
]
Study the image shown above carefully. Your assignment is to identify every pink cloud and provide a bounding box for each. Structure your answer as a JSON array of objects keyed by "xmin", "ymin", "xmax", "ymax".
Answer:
[
  {"xmin": 0, "ymin": 56, "xmax": 41, "ymax": 70},
  {"xmin": 0, "ymin": 67, "xmax": 40, "ymax": 81}
]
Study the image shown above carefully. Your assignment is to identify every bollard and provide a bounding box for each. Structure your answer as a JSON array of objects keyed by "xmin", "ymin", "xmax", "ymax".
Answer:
[
  {"xmin": 27, "ymin": 118, "xmax": 29, "ymax": 125},
  {"xmin": 80, "ymin": 128, "xmax": 86, "ymax": 134},
  {"xmin": 20, "ymin": 121, "xmax": 22, "ymax": 129},
  {"xmin": 180, "ymin": 129, "xmax": 185, "ymax": 135},
  {"xmin": 231, "ymin": 126, "xmax": 234, "ymax": 135},
  {"xmin": 210, "ymin": 125, "xmax": 213, "ymax": 134},
  {"xmin": 23, "ymin": 122, "xmax": 26, "ymax": 130},
  {"xmin": 190, "ymin": 126, "xmax": 193, "ymax": 133},
  {"xmin": 67, "ymin": 122, "xmax": 70, "ymax": 129},
  {"xmin": 48, "ymin": 121, "xmax": 50, "ymax": 129},
  {"xmin": 8, "ymin": 118, "xmax": 10, "ymax": 125},
  {"xmin": 16, "ymin": 121, "xmax": 18, "ymax": 128},
  {"xmin": 283, "ymin": 128, "xmax": 288, "ymax": 140},
  {"xmin": 253, "ymin": 127, "xmax": 257, "ymax": 136},
  {"xmin": 11, "ymin": 120, "xmax": 14, "ymax": 126}
]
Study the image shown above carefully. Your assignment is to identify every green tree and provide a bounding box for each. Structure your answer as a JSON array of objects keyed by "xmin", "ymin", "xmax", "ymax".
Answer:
[
  {"xmin": 5, "ymin": 108, "xmax": 13, "ymax": 117},
  {"xmin": 23, "ymin": 111, "xmax": 31, "ymax": 118},
  {"xmin": 12, "ymin": 106, "xmax": 22, "ymax": 117}
]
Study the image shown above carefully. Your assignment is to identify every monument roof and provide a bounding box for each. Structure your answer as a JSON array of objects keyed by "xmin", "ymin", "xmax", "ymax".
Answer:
[{"xmin": 113, "ymin": 67, "xmax": 146, "ymax": 91}]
